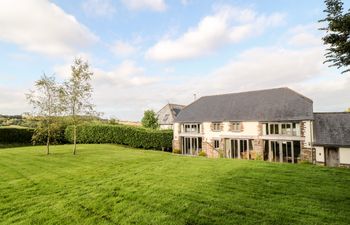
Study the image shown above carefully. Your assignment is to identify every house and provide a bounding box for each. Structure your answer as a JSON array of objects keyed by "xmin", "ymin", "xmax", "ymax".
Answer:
[
  {"xmin": 157, "ymin": 103, "xmax": 185, "ymax": 130},
  {"xmin": 313, "ymin": 113, "xmax": 350, "ymax": 167},
  {"xmin": 172, "ymin": 87, "xmax": 315, "ymax": 163}
]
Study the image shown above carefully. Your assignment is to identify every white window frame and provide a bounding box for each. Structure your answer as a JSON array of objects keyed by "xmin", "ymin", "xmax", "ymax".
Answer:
[
  {"xmin": 214, "ymin": 139, "xmax": 220, "ymax": 149},
  {"xmin": 212, "ymin": 122, "xmax": 221, "ymax": 132},
  {"xmin": 265, "ymin": 122, "xmax": 300, "ymax": 136},
  {"xmin": 231, "ymin": 122, "xmax": 241, "ymax": 132},
  {"xmin": 182, "ymin": 123, "xmax": 201, "ymax": 134}
]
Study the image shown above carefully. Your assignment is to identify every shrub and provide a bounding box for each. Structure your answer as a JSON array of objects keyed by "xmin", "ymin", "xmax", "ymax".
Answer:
[
  {"xmin": 173, "ymin": 149, "xmax": 181, "ymax": 154},
  {"xmin": 32, "ymin": 121, "xmax": 69, "ymax": 145},
  {"xmin": 0, "ymin": 127, "xmax": 34, "ymax": 144},
  {"xmin": 300, "ymin": 160, "xmax": 312, "ymax": 165},
  {"xmin": 198, "ymin": 151, "xmax": 207, "ymax": 157},
  {"xmin": 255, "ymin": 153, "xmax": 262, "ymax": 161},
  {"xmin": 65, "ymin": 124, "xmax": 173, "ymax": 150}
]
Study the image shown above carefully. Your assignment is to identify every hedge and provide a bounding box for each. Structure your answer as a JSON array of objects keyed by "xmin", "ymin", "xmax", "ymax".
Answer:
[
  {"xmin": 0, "ymin": 127, "xmax": 34, "ymax": 144},
  {"xmin": 65, "ymin": 124, "xmax": 173, "ymax": 150}
]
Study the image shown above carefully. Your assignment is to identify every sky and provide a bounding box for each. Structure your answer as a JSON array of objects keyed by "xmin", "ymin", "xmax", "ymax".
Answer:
[{"xmin": 0, "ymin": 0, "xmax": 349, "ymax": 121}]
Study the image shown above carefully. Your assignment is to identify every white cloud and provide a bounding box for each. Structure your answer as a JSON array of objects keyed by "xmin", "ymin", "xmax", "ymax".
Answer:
[
  {"xmin": 0, "ymin": 0, "xmax": 98, "ymax": 57},
  {"xmin": 94, "ymin": 60, "xmax": 159, "ymax": 87},
  {"xmin": 298, "ymin": 77, "xmax": 350, "ymax": 112},
  {"xmin": 110, "ymin": 40, "xmax": 137, "ymax": 57},
  {"xmin": 146, "ymin": 6, "xmax": 285, "ymax": 61},
  {"xmin": 207, "ymin": 46, "xmax": 325, "ymax": 92},
  {"xmin": 122, "ymin": 0, "xmax": 166, "ymax": 11},
  {"xmin": 164, "ymin": 67, "xmax": 175, "ymax": 73},
  {"xmin": 86, "ymin": 27, "xmax": 349, "ymax": 120},
  {"xmin": 287, "ymin": 24, "xmax": 322, "ymax": 47},
  {"xmin": 181, "ymin": 0, "xmax": 190, "ymax": 6},
  {"xmin": 82, "ymin": 0, "xmax": 116, "ymax": 17},
  {"xmin": 0, "ymin": 86, "xmax": 29, "ymax": 115}
]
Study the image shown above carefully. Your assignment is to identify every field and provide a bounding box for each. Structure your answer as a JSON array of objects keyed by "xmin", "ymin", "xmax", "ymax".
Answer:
[{"xmin": 1, "ymin": 144, "xmax": 350, "ymax": 225}]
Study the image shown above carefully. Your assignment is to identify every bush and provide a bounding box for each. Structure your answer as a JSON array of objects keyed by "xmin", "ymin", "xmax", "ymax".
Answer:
[
  {"xmin": 255, "ymin": 153, "xmax": 262, "ymax": 161},
  {"xmin": 173, "ymin": 149, "xmax": 181, "ymax": 154},
  {"xmin": 198, "ymin": 151, "xmax": 207, "ymax": 157},
  {"xmin": 65, "ymin": 124, "xmax": 173, "ymax": 150},
  {"xmin": 32, "ymin": 121, "xmax": 69, "ymax": 145},
  {"xmin": 0, "ymin": 127, "xmax": 34, "ymax": 144}
]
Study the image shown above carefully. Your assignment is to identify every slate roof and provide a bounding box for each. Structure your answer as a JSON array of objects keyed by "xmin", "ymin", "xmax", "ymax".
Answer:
[
  {"xmin": 157, "ymin": 103, "xmax": 185, "ymax": 125},
  {"xmin": 313, "ymin": 112, "xmax": 350, "ymax": 147},
  {"xmin": 175, "ymin": 87, "xmax": 313, "ymax": 122},
  {"xmin": 169, "ymin": 104, "xmax": 185, "ymax": 118}
]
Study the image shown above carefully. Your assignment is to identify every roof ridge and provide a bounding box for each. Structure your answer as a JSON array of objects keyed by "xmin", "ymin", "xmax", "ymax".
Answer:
[
  {"xmin": 284, "ymin": 87, "xmax": 313, "ymax": 103},
  {"xmin": 314, "ymin": 112, "xmax": 350, "ymax": 114},
  {"xmin": 200, "ymin": 87, "xmax": 288, "ymax": 98},
  {"xmin": 168, "ymin": 103, "xmax": 185, "ymax": 107},
  {"xmin": 199, "ymin": 87, "xmax": 313, "ymax": 103}
]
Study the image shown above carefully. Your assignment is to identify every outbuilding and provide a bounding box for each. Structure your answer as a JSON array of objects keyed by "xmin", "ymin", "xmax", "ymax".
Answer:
[{"xmin": 313, "ymin": 113, "xmax": 350, "ymax": 167}]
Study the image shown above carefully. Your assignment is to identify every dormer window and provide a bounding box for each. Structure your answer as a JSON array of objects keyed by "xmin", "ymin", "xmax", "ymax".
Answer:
[
  {"xmin": 212, "ymin": 122, "xmax": 222, "ymax": 132},
  {"xmin": 231, "ymin": 122, "xmax": 241, "ymax": 132}
]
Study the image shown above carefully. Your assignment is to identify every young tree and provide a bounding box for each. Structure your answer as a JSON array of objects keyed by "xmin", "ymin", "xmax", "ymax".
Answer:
[
  {"xmin": 141, "ymin": 110, "xmax": 159, "ymax": 129},
  {"xmin": 62, "ymin": 58, "xmax": 95, "ymax": 155},
  {"xmin": 319, "ymin": 0, "xmax": 350, "ymax": 73},
  {"xmin": 26, "ymin": 74, "xmax": 61, "ymax": 154}
]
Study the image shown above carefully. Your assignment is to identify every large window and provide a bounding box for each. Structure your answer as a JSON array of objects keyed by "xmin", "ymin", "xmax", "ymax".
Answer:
[
  {"xmin": 183, "ymin": 123, "xmax": 201, "ymax": 133},
  {"xmin": 269, "ymin": 123, "xmax": 279, "ymax": 135},
  {"xmin": 182, "ymin": 137, "xmax": 202, "ymax": 155},
  {"xmin": 266, "ymin": 140, "xmax": 301, "ymax": 163},
  {"xmin": 264, "ymin": 122, "xmax": 300, "ymax": 136},
  {"xmin": 226, "ymin": 139, "xmax": 253, "ymax": 160}
]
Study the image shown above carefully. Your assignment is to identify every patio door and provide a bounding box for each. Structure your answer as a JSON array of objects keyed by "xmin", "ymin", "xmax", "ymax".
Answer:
[
  {"xmin": 231, "ymin": 139, "xmax": 239, "ymax": 159},
  {"xmin": 282, "ymin": 141, "xmax": 293, "ymax": 163},
  {"xmin": 268, "ymin": 140, "xmax": 298, "ymax": 163},
  {"xmin": 182, "ymin": 137, "xmax": 202, "ymax": 155}
]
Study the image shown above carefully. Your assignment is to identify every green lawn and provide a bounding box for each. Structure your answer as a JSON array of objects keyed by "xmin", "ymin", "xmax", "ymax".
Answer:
[{"xmin": 1, "ymin": 145, "xmax": 350, "ymax": 225}]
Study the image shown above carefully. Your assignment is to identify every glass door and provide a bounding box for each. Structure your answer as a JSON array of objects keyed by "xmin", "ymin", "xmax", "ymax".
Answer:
[
  {"xmin": 282, "ymin": 141, "xmax": 293, "ymax": 163},
  {"xmin": 231, "ymin": 140, "xmax": 239, "ymax": 158}
]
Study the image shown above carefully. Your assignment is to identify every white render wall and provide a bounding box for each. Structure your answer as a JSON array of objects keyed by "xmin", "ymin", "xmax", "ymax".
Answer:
[
  {"xmin": 175, "ymin": 121, "xmax": 313, "ymax": 146},
  {"xmin": 315, "ymin": 146, "xmax": 350, "ymax": 165},
  {"xmin": 173, "ymin": 123, "xmax": 180, "ymax": 141},
  {"xmin": 340, "ymin": 148, "xmax": 350, "ymax": 164},
  {"xmin": 159, "ymin": 124, "xmax": 173, "ymax": 130},
  {"xmin": 315, "ymin": 146, "xmax": 325, "ymax": 162},
  {"xmin": 202, "ymin": 122, "xmax": 259, "ymax": 140}
]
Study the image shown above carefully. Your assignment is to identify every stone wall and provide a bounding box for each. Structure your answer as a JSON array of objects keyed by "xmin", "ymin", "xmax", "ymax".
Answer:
[
  {"xmin": 301, "ymin": 147, "xmax": 312, "ymax": 162},
  {"xmin": 252, "ymin": 139, "xmax": 264, "ymax": 160},
  {"xmin": 172, "ymin": 139, "xmax": 181, "ymax": 152},
  {"xmin": 202, "ymin": 141, "xmax": 219, "ymax": 158}
]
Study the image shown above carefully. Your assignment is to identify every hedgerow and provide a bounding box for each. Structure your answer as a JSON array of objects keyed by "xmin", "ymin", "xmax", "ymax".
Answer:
[
  {"xmin": 65, "ymin": 124, "xmax": 173, "ymax": 150},
  {"xmin": 0, "ymin": 127, "xmax": 34, "ymax": 144}
]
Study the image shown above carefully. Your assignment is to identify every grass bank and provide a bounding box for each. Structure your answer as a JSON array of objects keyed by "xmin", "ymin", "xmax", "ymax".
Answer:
[{"xmin": 0, "ymin": 144, "xmax": 349, "ymax": 224}]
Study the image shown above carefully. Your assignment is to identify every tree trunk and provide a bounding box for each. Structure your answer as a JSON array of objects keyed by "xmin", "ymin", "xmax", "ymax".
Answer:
[
  {"xmin": 47, "ymin": 123, "xmax": 50, "ymax": 155},
  {"xmin": 46, "ymin": 132, "xmax": 50, "ymax": 155},
  {"xmin": 73, "ymin": 124, "xmax": 77, "ymax": 155}
]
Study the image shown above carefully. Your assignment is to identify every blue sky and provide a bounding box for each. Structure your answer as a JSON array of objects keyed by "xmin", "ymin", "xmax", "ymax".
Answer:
[{"xmin": 0, "ymin": 0, "xmax": 349, "ymax": 120}]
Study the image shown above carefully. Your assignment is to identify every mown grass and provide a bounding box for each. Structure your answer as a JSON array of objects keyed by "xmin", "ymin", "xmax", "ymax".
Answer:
[{"xmin": 1, "ymin": 144, "xmax": 350, "ymax": 225}]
